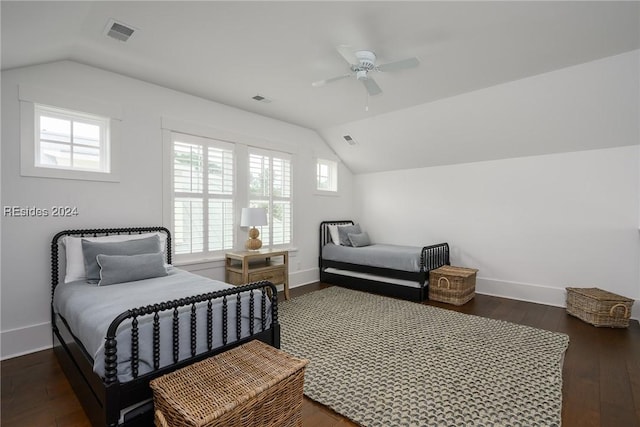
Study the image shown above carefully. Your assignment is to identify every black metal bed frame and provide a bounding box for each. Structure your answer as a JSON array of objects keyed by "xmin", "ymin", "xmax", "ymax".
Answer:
[
  {"xmin": 318, "ymin": 220, "xmax": 450, "ymax": 301},
  {"xmin": 51, "ymin": 226, "xmax": 280, "ymax": 427}
]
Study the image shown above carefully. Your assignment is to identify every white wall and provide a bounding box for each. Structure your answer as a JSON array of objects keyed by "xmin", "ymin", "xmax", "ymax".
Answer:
[
  {"xmin": 356, "ymin": 147, "xmax": 639, "ymax": 315},
  {"xmin": 0, "ymin": 60, "xmax": 354, "ymax": 359},
  {"xmin": 354, "ymin": 51, "xmax": 640, "ymax": 317}
]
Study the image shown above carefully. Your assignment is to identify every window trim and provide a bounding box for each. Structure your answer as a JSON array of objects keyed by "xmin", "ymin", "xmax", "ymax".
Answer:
[
  {"xmin": 316, "ymin": 157, "xmax": 338, "ymax": 193},
  {"xmin": 34, "ymin": 104, "xmax": 111, "ymax": 173},
  {"xmin": 19, "ymin": 85, "xmax": 121, "ymax": 182},
  {"xmin": 161, "ymin": 117, "xmax": 297, "ymax": 262},
  {"xmin": 169, "ymin": 131, "xmax": 236, "ymax": 263}
]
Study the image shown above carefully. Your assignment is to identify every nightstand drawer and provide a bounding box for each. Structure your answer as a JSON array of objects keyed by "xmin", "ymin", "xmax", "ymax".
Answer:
[
  {"xmin": 225, "ymin": 249, "xmax": 290, "ymax": 300},
  {"xmin": 248, "ymin": 268, "xmax": 285, "ymax": 284}
]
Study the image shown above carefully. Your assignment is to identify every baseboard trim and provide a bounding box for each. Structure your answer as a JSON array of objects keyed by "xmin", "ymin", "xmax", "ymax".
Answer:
[
  {"xmin": 476, "ymin": 277, "xmax": 566, "ymax": 307},
  {"xmin": 289, "ymin": 267, "xmax": 319, "ymax": 288},
  {"xmin": 4, "ymin": 271, "xmax": 635, "ymax": 359},
  {"xmin": 1, "ymin": 321, "xmax": 52, "ymax": 360},
  {"xmin": 476, "ymin": 277, "xmax": 639, "ymax": 320}
]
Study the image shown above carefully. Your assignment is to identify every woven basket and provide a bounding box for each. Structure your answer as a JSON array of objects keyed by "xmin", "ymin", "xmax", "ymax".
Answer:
[
  {"xmin": 429, "ymin": 265, "xmax": 478, "ymax": 306},
  {"xmin": 566, "ymin": 287, "xmax": 634, "ymax": 328},
  {"xmin": 150, "ymin": 340, "xmax": 309, "ymax": 427}
]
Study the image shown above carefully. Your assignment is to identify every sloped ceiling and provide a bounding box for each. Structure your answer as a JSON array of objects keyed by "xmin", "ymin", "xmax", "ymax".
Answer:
[{"xmin": 2, "ymin": 1, "xmax": 639, "ymax": 173}]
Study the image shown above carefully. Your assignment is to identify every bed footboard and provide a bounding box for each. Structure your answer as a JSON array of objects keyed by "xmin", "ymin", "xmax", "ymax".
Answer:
[
  {"xmin": 104, "ymin": 281, "xmax": 278, "ymax": 384},
  {"xmin": 421, "ymin": 242, "xmax": 450, "ymax": 275},
  {"xmin": 51, "ymin": 227, "xmax": 281, "ymax": 426}
]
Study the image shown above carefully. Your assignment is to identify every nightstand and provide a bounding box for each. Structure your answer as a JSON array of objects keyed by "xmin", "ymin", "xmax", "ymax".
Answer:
[{"xmin": 225, "ymin": 249, "xmax": 290, "ymax": 300}]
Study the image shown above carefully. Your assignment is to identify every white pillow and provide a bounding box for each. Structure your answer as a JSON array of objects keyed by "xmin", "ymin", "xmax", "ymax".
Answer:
[
  {"xmin": 61, "ymin": 232, "xmax": 168, "ymax": 283},
  {"xmin": 327, "ymin": 225, "xmax": 340, "ymax": 245}
]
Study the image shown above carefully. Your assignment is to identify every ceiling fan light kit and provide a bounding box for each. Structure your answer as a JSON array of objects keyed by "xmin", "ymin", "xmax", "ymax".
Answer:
[
  {"xmin": 312, "ymin": 45, "xmax": 420, "ymax": 98},
  {"xmin": 353, "ymin": 50, "xmax": 377, "ymax": 70}
]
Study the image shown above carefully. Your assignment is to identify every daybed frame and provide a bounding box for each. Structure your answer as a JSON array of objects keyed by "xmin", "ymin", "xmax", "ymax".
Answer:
[
  {"xmin": 51, "ymin": 226, "xmax": 280, "ymax": 427},
  {"xmin": 319, "ymin": 220, "xmax": 450, "ymax": 301}
]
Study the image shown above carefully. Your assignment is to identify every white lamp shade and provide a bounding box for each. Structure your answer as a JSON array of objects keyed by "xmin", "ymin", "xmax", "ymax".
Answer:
[{"xmin": 240, "ymin": 207, "xmax": 267, "ymax": 227}]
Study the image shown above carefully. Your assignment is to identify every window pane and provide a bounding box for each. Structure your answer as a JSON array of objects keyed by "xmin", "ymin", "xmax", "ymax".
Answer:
[
  {"xmin": 272, "ymin": 157, "xmax": 291, "ymax": 198},
  {"xmin": 35, "ymin": 106, "xmax": 110, "ymax": 174},
  {"xmin": 249, "ymin": 154, "xmax": 269, "ymax": 197},
  {"xmin": 316, "ymin": 159, "xmax": 337, "ymax": 191},
  {"xmin": 73, "ymin": 121, "xmax": 101, "ymax": 147},
  {"xmin": 172, "ymin": 133, "xmax": 236, "ymax": 258},
  {"xmin": 208, "ymin": 147, "xmax": 233, "ymax": 195},
  {"xmin": 248, "ymin": 150, "xmax": 292, "ymax": 247},
  {"xmin": 73, "ymin": 145, "xmax": 101, "ymax": 170},
  {"xmin": 174, "ymin": 197, "xmax": 203, "ymax": 254},
  {"xmin": 272, "ymin": 201, "xmax": 291, "ymax": 245},
  {"xmin": 40, "ymin": 116, "xmax": 70, "ymax": 143},
  {"xmin": 174, "ymin": 142, "xmax": 203, "ymax": 193},
  {"xmin": 40, "ymin": 141, "xmax": 71, "ymax": 167},
  {"xmin": 208, "ymin": 199, "xmax": 233, "ymax": 251}
]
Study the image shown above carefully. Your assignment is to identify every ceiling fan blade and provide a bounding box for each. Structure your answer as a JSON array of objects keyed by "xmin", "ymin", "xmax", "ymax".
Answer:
[
  {"xmin": 377, "ymin": 57, "xmax": 420, "ymax": 72},
  {"xmin": 361, "ymin": 77, "xmax": 382, "ymax": 96},
  {"xmin": 336, "ymin": 45, "xmax": 358, "ymax": 65},
  {"xmin": 312, "ymin": 73, "xmax": 352, "ymax": 87}
]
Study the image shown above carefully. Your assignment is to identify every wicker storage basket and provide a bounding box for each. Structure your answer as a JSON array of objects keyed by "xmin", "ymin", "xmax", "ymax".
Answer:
[
  {"xmin": 429, "ymin": 265, "xmax": 478, "ymax": 306},
  {"xmin": 150, "ymin": 340, "xmax": 308, "ymax": 427},
  {"xmin": 566, "ymin": 287, "xmax": 634, "ymax": 328}
]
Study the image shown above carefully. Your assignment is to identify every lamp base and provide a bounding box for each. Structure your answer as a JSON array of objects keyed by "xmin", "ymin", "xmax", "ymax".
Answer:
[{"xmin": 245, "ymin": 227, "xmax": 262, "ymax": 250}]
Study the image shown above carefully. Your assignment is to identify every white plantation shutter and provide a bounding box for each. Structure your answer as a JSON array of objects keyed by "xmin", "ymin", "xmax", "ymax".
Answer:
[
  {"xmin": 172, "ymin": 133, "xmax": 234, "ymax": 258},
  {"xmin": 174, "ymin": 197, "xmax": 203, "ymax": 254},
  {"xmin": 207, "ymin": 146, "xmax": 234, "ymax": 251},
  {"xmin": 249, "ymin": 149, "xmax": 292, "ymax": 247}
]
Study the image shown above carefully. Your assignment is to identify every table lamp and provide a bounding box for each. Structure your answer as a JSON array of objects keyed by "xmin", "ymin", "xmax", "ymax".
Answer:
[{"xmin": 240, "ymin": 207, "xmax": 267, "ymax": 250}]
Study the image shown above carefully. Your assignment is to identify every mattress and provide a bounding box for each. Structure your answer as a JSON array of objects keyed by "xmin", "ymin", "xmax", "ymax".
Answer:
[
  {"xmin": 322, "ymin": 243, "xmax": 423, "ymax": 272},
  {"xmin": 53, "ymin": 267, "xmax": 271, "ymax": 382}
]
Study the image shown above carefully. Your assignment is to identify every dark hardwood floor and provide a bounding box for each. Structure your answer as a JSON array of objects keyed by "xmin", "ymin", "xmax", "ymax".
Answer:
[{"xmin": 2, "ymin": 283, "xmax": 639, "ymax": 426}]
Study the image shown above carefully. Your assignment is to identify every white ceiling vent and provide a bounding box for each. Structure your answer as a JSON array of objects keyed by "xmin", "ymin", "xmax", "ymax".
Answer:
[
  {"xmin": 104, "ymin": 19, "xmax": 136, "ymax": 42},
  {"xmin": 343, "ymin": 135, "xmax": 357, "ymax": 145}
]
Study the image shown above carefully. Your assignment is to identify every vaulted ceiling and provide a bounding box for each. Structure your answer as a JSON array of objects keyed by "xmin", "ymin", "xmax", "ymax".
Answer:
[{"xmin": 2, "ymin": 1, "xmax": 639, "ymax": 173}]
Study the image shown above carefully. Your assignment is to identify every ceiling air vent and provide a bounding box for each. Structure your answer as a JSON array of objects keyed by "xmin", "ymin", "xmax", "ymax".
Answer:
[
  {"xmin": 104, "ymin": 19, "xmax": 136, "ymax": 42},
  {"xmin": 343, "ymin": 135, "xmax": 357, "ymax": 146},
  {"xmin": 252, "ymin": 95, "xmax": 272, "ymax": 104}
]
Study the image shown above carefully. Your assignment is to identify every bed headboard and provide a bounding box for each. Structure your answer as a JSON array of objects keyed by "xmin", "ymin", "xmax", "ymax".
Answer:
[
  {"xmin": 318, "ymin": 220, "xmax": 353, "ymax": 266},
  {"xmin": 51, "ymin": 226, "xmax": 172, "ymax": 300}
]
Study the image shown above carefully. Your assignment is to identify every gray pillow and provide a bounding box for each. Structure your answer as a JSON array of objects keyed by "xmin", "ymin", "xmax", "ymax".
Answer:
[
  {"xmin": 96, "ymin": 252, "xmax": 168, "ymax": 286},
  {"xmin": 348, "ymin": 232, "xmax": 371, "ymax": 247},
  {"xmin": 337, "ymin": 223, "xmax": 362, "ymax": 246},
  {"xmin": 82, "ymin": 235, "xmax": 161, "ymax": 283}
]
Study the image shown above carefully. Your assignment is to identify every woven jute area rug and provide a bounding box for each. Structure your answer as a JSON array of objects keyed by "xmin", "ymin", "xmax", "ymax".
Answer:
[{"xmin": 279, "ymin": 287, "xmax": 569, "ymax": 427}]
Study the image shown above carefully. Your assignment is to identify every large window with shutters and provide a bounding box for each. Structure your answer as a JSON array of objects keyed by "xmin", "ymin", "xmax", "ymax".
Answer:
[
  {"xmin": 248, "ymin": 148, "xmax": 292, "ymax": 247},
  {"xmin": 172, "ymin": 132, "xmax": 234, "ymax": 259}
]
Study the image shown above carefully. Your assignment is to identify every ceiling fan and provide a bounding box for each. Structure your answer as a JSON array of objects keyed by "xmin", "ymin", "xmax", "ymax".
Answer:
[{"xmin": 312, "ymin": 45, "xmax": 420, "ymax": 96}]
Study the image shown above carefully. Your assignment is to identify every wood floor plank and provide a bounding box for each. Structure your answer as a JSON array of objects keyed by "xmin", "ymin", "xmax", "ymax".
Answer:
[{"xmin": 2, "ymin": 283, "xmax": 638, "ymax": 427}]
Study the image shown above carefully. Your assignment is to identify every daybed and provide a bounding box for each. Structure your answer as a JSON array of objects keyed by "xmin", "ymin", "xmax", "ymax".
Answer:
[
  {"xmin": 51, "ymin": 226, "xmax": 280, "ymax": 427},
  {"xmin": 319, "ymin": 220, "xmax": 450, "ymax": 301}
]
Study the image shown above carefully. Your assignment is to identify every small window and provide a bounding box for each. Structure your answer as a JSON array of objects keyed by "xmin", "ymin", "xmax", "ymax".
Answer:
[
  {"xmin": 35, "ymin": 105, "xmax": 110, "ymax": 173},
  {"xmin": 316, "ymin": 158, "xmax": 338, "ymax": 192}
]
